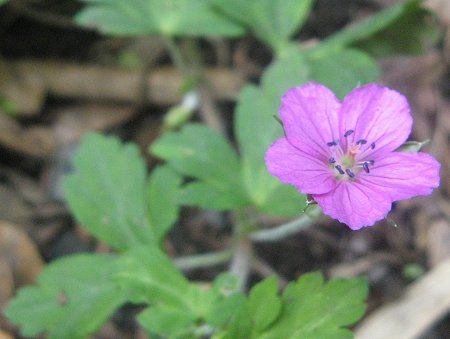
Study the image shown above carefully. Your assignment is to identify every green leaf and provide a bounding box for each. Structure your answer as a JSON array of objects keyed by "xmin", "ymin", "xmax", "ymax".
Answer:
[
  {"xmin": 307, "ymin": 48, "xmax": 379, "ymax": 99},
  {"xmin": 148, "ymin": 165, "xmax": 182, "ymax": 242},
  {"xmin": 248, "ymin": 276, "xmax": 282, "ymax": 332},
  {"xmin": 318, "ymin": 0, "xmax": 438, "ymax": 57},
  {"xmin": 138, "ymin": 305, "xmax": 197, "ymax": 337},
  {"xmin": 115, "ymin": 247, "xmax": 190, "ymax": 306},
  {"xmin": 261, "ymin": 272, "xmax": 368, "ymax": 339},
  {"xmin": 257, "ymin": 184, "xmax": 307, "ymax": 217},
  {"xmin": 5, "ymin": 254, "xmax": 126, "ymax": 339},
  {"xmin": 76, "ymin": 0, "xmax": 245, "ymax": 37},
  {"xmin": 219, "ymin": 273, "xmax": 368, "ymax": 339},
  {"xmin": 212, "ymin": 0, "xmax": 314, "ymax": 53},
  {"xmin": 356, "ymin": 2, "xmax": 439, "ymax": 56},
  {"xmin": 217, "ymin": 276, "xmax": 281, "ymax": 339},
  {"xmin": 0, "ymin": 0, "xmax": 9, "ymax": 6},
  {"xmin": 151, "ymin": 123, "xmax": 249, "ymax": 210},
  {"xmin": 205, "ymin": 273, "xmax": 246, "ymax": 327},
  {"xmin": 63, "ymin": 133, "xmax": 156, "ymax": 251},
  {"xmin": 116, "ymin": 247, "xmax": 244, "ymax": 337},
  {"xmin": 235, "ymin": 48, "xmax": 309, "ymax": 216}
]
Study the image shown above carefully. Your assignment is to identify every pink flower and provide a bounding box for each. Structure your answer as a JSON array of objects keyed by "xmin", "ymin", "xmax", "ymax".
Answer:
[{"xmin": 265, "ymin": 83, "xmax": 440, "ymax": 230}]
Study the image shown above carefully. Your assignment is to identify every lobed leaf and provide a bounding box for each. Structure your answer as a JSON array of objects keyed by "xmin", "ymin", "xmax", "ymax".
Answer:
[
  {"xmin": 116, "ymin": 247, "xmax": 244, "ymax": 337},
  {"xmin": 151, "ymin": 123, "xmax": 249, "ymax": 210},
  {"xmin": 76, "ymin": 0, "xmax": 245, "ymax": 37},
  {"xmin": 4, "ymin": 254, "xmax": 126, "ymax": 339},
  {"xmin": 63, "ymin": 133, "xmax": 157, "ymax": 251},
  {"xmin": 217, "ymin": 272, "xmax": 368, "ymax": 339},
  {"xmin": 212, "ymin": 0, "xmax": 314, "ymax": 53},
  {"xmin": 261, "ymin": 272, "xmax": 368, "ymax": 339}
]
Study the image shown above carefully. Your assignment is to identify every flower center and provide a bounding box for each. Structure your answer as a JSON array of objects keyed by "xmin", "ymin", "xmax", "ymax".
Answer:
[{"xmin": 326, "ymin": 129, "xmax": 375, "ymax": 180}]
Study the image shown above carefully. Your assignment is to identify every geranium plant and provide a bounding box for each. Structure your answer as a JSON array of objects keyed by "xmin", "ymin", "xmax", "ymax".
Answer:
[{"xmin": 4, "ymin": 0, "xmax": 440, "ymax": 338}]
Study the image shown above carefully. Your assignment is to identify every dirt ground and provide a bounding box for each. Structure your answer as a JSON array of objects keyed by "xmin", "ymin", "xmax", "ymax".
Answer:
[{"xmin": 0, "ymin": 0, "xmax": 449, "ymax": 338}]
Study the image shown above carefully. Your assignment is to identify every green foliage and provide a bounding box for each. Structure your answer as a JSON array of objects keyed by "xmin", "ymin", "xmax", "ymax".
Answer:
[
  {"xmin": 6, "ymin": 2, "xmax": 433, "ymax": 337},
  {"xmin": 148, "ymin": 166, "xmax": 182, "ymax": 241},
  {"xmin": 212, "ymin": 0, "xmax": 314, "ymax": 53},
  {"xmin": 354, "ymin": 0, "xmax": 439, "ymax": 57},
  {"xmin": 75, "ymin": 0, "xmax": 245, "ymax": 37},
  {"xmin": 151, "ymin": 123, "xmax": 249, "ymax": 210},
  {"xmin": 307, "ymin": 48, "xmax": 380, "ymax": 99},
  {"xmin": 4, "ymin": 254, "xmax": 126, "ymax": 339},
  {"xmin": 64, "ymin": 133, "xmax": 180, "ymax": 250},
  {"xmin": 247, "ymin": 276, "xmax": 282, "ymax": 333},
  {"xmin": 116, "ymin": 247, "xmax": 245, "ymax": 337},
  {"xmin": 217, "ymin": 273, "xmax": 368, "ymax": 339},
  {"xmin": 235, "ymin": 48, "xmax": 310, "ymax": 216},
  {"xmin": 317, "ymin": 0, "xmax": 438, "ymax": 57}
]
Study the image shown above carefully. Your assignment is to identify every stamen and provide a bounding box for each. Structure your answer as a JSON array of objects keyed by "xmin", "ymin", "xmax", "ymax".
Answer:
[
  {"xmin": 370, "ymin": 142, "xmax": 375, "ymax": 149},
  {"xmin": 345, "ymin": 169, "xmax": 355, "ymax": 178},
  {"xmin": 368, "ymin": 160, "xmax": 375, "ymax": 165},
  {"xmin": 362, "ymin": 162, "xmax": 370, "ymax": 173},
  {"xmin": 329, "ymin": 157, "xmax": 336, "ymax": 164},
  {"xmin": 356, "ymin": 139, "xmax": 367, "ymax": 145},
  {"xmin": 344, "ymin": 130, "xmax": 354, "ymax": 137},
  {"xmin": 335, "ymin": 165, "xmax": 345, "ymax": 175},
  {"xmin": 327, "ymin": 140, "xmax": 338, "ymax": 147}
]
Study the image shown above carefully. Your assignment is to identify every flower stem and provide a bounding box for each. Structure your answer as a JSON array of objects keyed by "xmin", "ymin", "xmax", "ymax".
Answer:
[
  {"xmin": 249, "ymin": 207, "xmax": 322, "ymax": 242},
  {"xmin": 174, "ymin": 248, "xmax": 234, "ymax": 272}
]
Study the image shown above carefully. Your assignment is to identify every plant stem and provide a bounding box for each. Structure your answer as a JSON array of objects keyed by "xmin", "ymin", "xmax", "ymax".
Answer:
[
  {"xmin": 174, "ymin": 248, "xmax": 234, "ymax": 272},
  {"xmin": 249, "ymin": 207, "xmax": 322, "ymax": 242},
  {"xmin": 229, "ymin": 237, "xmax": 253, "ymax": 290},
  {"xmin": 163, "ymin": 36, "xmax": 188, "ymax": 75},
  {"xmin": 228, "ymin": 209, "xmax": 256, "ymax": 289},
  {"xmin": 163, "ymin": 36, "xmax": 225, "ymax": 135}
]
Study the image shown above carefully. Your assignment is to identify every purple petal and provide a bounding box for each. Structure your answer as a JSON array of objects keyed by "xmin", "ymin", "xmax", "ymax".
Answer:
[
  {"xmin": 360, "ymin": 152, "xmax": 440, "ymax": 202},
  {"xmin": 265, "ymin": 138, "xmax": 336, "ymax": 195},
  {"xmin": 339, "ymin": 84, "xmax": 412, "ymax": 155},
  {"xmin": 279, "ymin": 83, "xmax": 340, "ymax": 160},
  {"xmin": 313, "ymin": 181, "xmax": 392, "ymax": 230}
]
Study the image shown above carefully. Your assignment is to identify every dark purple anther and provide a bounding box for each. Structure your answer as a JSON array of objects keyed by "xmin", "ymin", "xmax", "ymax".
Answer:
[
  {"xmin": 344, "ymin": 130, "xmax": 354, "ymax": 137},
  {"xmin": 346, "ymin": 169, "xmax": 356, "ymax": 178},
  {"xmin": 327, "ymin": 140, "xmax": 338, "ymax": 147},
  {"xmin": 329, "ymin": 157, "xmax": 336, "ymax": 164},
  {"xmin": 335, "ymin": 165, "xmax": 345, "ymax": 175},
  {"xmin": 368, "ymin": 160, "xmax": 375, "ymax": 165},
  {"xmin": 370, "ymin": 142, "xmax": 376, "ymax": 150},
  {"xmin": 356, "ymin": 139, "xmax": 367, "ymax": 145},
  {"xmin": 363, "ymin": 162, "xmax": 370, "ymax": 173}
]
